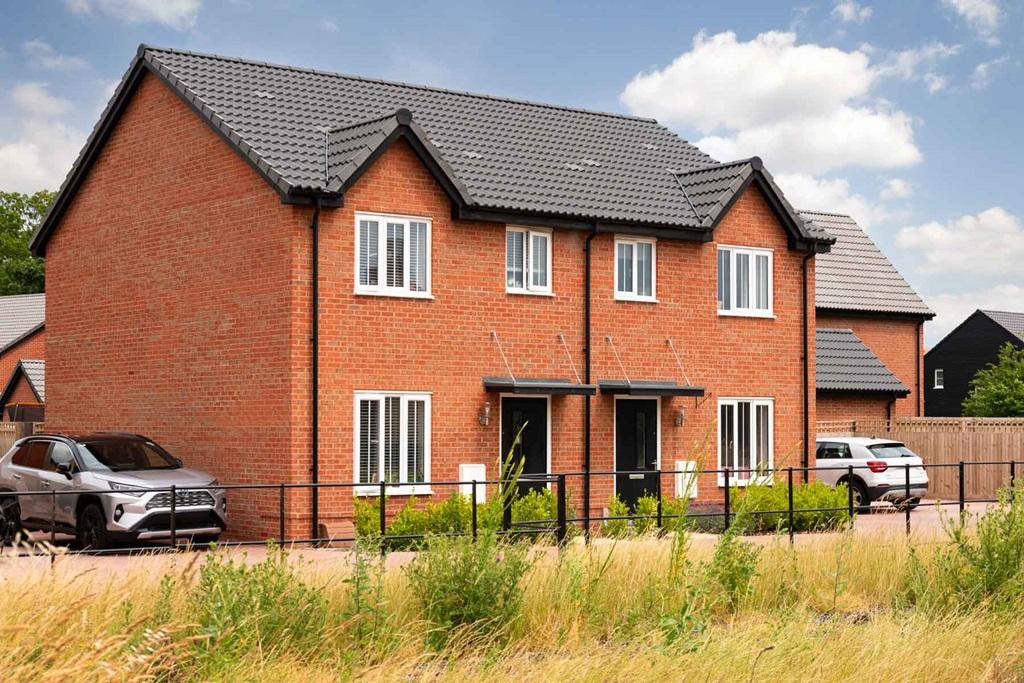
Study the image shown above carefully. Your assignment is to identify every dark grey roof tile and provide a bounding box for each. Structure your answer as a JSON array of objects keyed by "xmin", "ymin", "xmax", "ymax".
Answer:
[
  {"xmin": 816, "ymin": 328, "xmax": 909, "ymax": 394},
  {"xmin": 981, "ymin": 310, "xmax": 1024, "ymax": 342},
  {"xmin": 0, "ymin": 294, "xmax": 45, "ymax": 353}
]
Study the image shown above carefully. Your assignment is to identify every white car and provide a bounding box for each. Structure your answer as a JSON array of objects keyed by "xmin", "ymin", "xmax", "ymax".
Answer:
[{"xmin": 815, "ymin": 437, "xmax": 929, "ymax": 511}]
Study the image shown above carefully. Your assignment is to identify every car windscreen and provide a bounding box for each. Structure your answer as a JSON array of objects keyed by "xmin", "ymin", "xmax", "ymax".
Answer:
[
  {"xmin": 76, "ymin": 440, "xmax": 179, "ymax": 472},
  {"xmin": 867, "ymin": 443, "xmax": 917, "ymax": 458}
]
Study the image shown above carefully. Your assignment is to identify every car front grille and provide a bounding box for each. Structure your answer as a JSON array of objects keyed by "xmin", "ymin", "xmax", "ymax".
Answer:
[{"xmin": 146, "ymin": 489, "xmax": 215, "ymax": 510}]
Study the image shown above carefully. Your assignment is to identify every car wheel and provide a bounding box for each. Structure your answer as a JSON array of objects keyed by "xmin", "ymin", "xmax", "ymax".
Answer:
[
  {"xmin": 0, "ymin": 498, "xmax": 21, "ymax": 545},
  {"xmin": 76, "ymin": 504, "xmax": 110, "ymax": 550},
  {"xmin": 895, "ymin": 497, "xmax": 920, "ymax": 512},
  {"xmin": 847, "ymin": 479, "xmax": 870, "ymax": 513}
]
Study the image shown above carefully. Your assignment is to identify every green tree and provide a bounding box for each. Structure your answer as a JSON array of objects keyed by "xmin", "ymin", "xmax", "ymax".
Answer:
[
  {"xmin": 962, "ymin": 342, "xmax": 1024, "ymax": 417},
  {"xmin": 0, "ymin": 190, "xmax": 52, "ymax": 295}
]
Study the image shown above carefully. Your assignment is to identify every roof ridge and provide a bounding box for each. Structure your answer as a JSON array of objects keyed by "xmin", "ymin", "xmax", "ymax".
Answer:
[
  {"xmin": 674, "ymin": 157, "xmax": 758, "ymax": 176},
  {"xmin": 980, "ymin": 308, "xmax": 1024, "ymax": 315},
  {"xmin": 325, "ymin": 110, "xmax": 400, "ymax": 134},
  {"xmin": 142, "ymin": 44, "xmax": 660, "ymax": 125},
  {"xmin": 0, "ymin": 292, "xmax": 45, "ymax": 300},
  {"xmin": 798, "ymin": 209, "xmax": 854, "ymax": 219}
]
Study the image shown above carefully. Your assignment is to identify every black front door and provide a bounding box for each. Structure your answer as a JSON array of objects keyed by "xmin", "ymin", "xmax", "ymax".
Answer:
[
  {"xmin": 501, "ymin": 397, "xmax": 549, "ymax": 495},
  {"xmin": 615, "ymin": 399, "xmax": 659, "ymax": 508}
]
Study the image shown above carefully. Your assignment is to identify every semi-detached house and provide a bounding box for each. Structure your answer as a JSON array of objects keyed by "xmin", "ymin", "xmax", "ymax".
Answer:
[{"xmin": 32, "ymin": 46, "xmax": 841, "ymax": 539}]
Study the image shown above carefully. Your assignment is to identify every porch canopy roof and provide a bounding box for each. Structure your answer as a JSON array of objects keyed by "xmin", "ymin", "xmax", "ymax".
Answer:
[
  {"xmin": 482, "ymin": 376, "xmax": 597, "ymax": 396},
  {"xmin": 598, "ymin": 379, "xmax": 705, "ymax": 397}
]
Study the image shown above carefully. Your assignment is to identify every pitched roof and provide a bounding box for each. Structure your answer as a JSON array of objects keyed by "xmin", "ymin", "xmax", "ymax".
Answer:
[
  {"xmin": 0, "ymin": 293, "xmax": 45, "ymax": 355},
  {"xmin": 800, "ymin": 211, "xmax": 933, "ymax": 317},
  {"xmin": 981, "ymin": 310, "xmax": 1024, "ymax": 342},
  {"xmin": 816, "ymin": 328, "xmax": 909, "ymax": 395},
  {"xmin": 0, "ymin": 359, "xmax": 45, "ymax": 406},
  {"xmin": 31, "ymin": 45, "xmax": 832, "ymax": 254}
]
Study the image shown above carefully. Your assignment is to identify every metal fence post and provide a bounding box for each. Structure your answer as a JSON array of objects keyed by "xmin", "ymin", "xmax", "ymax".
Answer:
[
  {"xmin": 655, "ymin": 469, "xmax": 663, "ymax": 531},
  {"xmin": 279, "ymin": 483, "xmax": 286, "ymax": 544},
  {"xmin": 379, "ymin": 480, "xmax": 386, "ymax": 551},
  {"xmin": 959, "ymin": 461, "xmax": 965, "ymax": 516},
  {"xmin": 169, "ymin": 485, "xmax": 177, "ymax": 549},
  {"xmin": 471, "ymin": 480, "xmax": 478, "ymax": 542},
  {"xmin": 787, "ymin": 467, "xmax": 795, "ymax": 544},
  {"xmin": 50, "ymin": 490, "xmax": 56, "ymax": 546},
  {"xmin": 556, "ymin": 474, "xmax": 567, "ymax": 546},
  {"xmin": 847, "ymin": 465, "xmax": 854, "ymax": 518},
  {"xmin": 1011, "ymin": 460, "xmax": 1016, "ymax": 491},
  {"xmin": 904, "ymin": 463, "xmax": 911, "ymax": 536},
  {"xmin": 723, "ymin": 467, "xmax": 731, "ymax": 532}
]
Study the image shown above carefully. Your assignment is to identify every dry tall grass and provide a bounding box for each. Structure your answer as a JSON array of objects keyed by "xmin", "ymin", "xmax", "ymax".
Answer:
[{"xmin": 0, "ymin": 531, "xmax": 1020, "ymax": 682}]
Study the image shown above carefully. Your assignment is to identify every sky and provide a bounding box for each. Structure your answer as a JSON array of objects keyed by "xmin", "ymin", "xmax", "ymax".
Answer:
[{"xmin": 0, "ymin": 0, "xmax": 1021, "ymax": 345}]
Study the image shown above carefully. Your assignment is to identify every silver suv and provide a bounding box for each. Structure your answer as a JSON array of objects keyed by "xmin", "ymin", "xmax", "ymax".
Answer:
[{"xmin": 0, "ymin": 433, "xmax": 226, "ymax": 549}]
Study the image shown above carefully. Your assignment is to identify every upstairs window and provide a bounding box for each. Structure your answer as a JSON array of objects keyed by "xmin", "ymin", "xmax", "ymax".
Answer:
[
  {"xmin": 717, "ymin": 246, "xmax": 773, "ymax": 317},
  {"xmin": 355, "ymin": 392, "xmax": 431, "ymax": 495},
  {"xmin": 934, "ymin": 368, "xmax": 944, "ymax": 389},
  {"xmin": 355, "ymin": 213, "xmax": 431, "ymax": 297},
  {"xmin": 506, "ymin": 227, "xmax": 552, "ymax": 294},
  {"xmin": 614, "ymin": 237, "xmax": 656, "ymax": 301}
]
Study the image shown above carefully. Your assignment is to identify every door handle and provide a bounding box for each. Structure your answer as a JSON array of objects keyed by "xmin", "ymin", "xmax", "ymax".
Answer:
[
  {"xmin": 11, "ymin": 474, "xmax": 21, "ymax": 480},
  {"xmin": 40, "ymin": 481, "xmax": 52, "ymax": 488}
]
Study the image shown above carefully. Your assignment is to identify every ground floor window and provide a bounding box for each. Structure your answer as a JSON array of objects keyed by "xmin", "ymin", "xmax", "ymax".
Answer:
[
  {"xmin": 718, "ymin": 397, "xmax": 773, "ymax": 485},
  {"xmin": 355, "ymin": 391, "xmax": 431, "ymax": 494}
]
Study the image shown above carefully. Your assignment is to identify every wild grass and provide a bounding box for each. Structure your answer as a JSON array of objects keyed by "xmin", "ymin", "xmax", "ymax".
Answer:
[{"xmin": 2, "ymin": 502, "xmax": 1024, "ymax": 681}]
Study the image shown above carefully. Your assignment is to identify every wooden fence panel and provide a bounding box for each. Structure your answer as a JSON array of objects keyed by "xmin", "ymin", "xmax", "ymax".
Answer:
[{"xmin": 816, "ymin": 418, "xmax": 1024, "ymax": 501}]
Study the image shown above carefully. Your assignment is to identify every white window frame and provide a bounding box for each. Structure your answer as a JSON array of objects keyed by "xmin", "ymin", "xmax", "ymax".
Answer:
[
  {"xmin": 614, "ymin": 236, "xmax": 657, "ymax": 302},
  {"xmin": 505, "ymin": 226, "xmax": 553, "ymax": 295},
  {"xmin": 354, "ymin": 212, "xmax": 432, "ymax": 298},
  {"xmin": 717, "ymin": 397, "xmax": 774, "ymax": 487},
  {"xmin": 717, "ymin": 245, "xmax": 774, "ymax": 318},
  {"xmin": 934, "ymin": 368, "xmax": 944, "ymax": 389},
  {"xmin": 354, "ymin": 391, "xmax": 432, "ymax": 496}
]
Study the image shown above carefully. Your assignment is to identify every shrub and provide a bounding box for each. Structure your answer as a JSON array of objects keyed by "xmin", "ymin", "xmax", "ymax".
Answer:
[
  {"xmin": 189, "ymin": 545, "xmax": 329, "ymax": 666},
  {"xmin": 903, "ymin": 486, "xmax": 1024, "ymax": 613},
  {"xmin": 730, "ymin": 481, "xmax": 851, "ymax": 534},
  {"xmin": 633, "ymin": 495, "xmax": 660, "ymax": 536},
  {"xmin": 406, "ymin": 532, "xmax": 532, "ymax": 650},
  {"xmin": 703, "ymin": 530, "xmax": 759, "ymax": 612},
  {"xmin": 602, "ymin": 495, "xmax": 631, "ymax": 538}
]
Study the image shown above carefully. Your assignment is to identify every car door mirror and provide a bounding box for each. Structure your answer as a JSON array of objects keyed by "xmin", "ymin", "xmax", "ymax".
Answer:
[
  {"xmin": 172, "ymin": 457, "xmax": 183, "ymax": 468},
  {"xmin": 56, "ymin": 462, "xmax": 73, "ymax": 479}
]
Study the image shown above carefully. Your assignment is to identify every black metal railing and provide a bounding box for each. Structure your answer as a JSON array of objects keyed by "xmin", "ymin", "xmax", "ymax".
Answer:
[{"xmin": 0, "ymin": 460, "xmax": 1016, "ymax": 558}]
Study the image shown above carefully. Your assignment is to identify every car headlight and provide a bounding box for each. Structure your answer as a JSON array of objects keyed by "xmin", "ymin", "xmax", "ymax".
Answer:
[{"xmin": 109, "ymin": 481, "xmax": 146, "ymax": 497}]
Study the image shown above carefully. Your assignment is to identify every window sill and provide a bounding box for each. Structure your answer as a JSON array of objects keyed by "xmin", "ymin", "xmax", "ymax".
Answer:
[
  {"xmin": 717, "ymin": 310, "xmax": 775, "ymax": 319},
  {"xmin": 506, "ymin": 289, "xmax": 555, "ymax": 297},
  {"xmin": 353, "ymin": 290, "xmax": 435, "ymax": 300},
  {"xmin": 355, "ymin": 485, "xmax": 433, "ymax": 497},
  {"xmin": 614, "ymin": 295, "xmax": 658, "ymax": 304},
  {"xmin": 717, "ymin": 476, "xmax": 774, "ymax": 488}
]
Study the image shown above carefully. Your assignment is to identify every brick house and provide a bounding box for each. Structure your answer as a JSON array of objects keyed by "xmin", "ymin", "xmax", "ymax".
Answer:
[
  {"xmin": 31, "ymin": 46, "xmax": 835, "ymax": 538},
  {"xmin": 0, "ymin": 294, "xmax": 45, "ymax": 421},
  {"xmin": 801, "ymin": 212, "xmax": 933, "ymax": 424}
]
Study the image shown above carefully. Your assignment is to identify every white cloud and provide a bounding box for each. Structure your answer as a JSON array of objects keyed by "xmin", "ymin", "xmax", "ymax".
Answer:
[
  {"xmin": 22, "ymin": 39, "xmax": 88, "ymax": 70},
  {"xmin": 776, "ymin": 173, "xmax": 890, "ymax": 229},
  {"xmin": 896, "ymin": 207, "xmax": 1024, "ymax": 275},
  {"xmin": 620, "ymin": 31, "xmax": 923, "ymax": 174},
  {"xmin": 881, "ymin": 177, "xmax": 912, "ymax": 199},
  {"xmin": 0, "ymin": 84, "xmax": 85, "ymax": 193},
  {"xmin": 833, "ymin": 1, "xmax": 873, "ymax": 24},
  {"xmin": 66, "ymin": 0, "xmax": 201, "ymax": 29},
  {"xmin": 874, "ymin": 42, "xmax": 960, "ymax": 81},
  {"xmin": 11, "ymin": 82, "xmax": 71, "ymax": 117},
  {"xmin": 971, "ymin": 56, "xmax": 1007, "ymax": 88},
  {"xmin": 926, "ymin": 284, "xmax": 1024, "ymax": 346},
  {"xmin": 924, "ymin": 73, "xmax": 949, "ymax": 93},
  {"xmin": 941, "ymin": 0, "xmax": 1002, "ymax": 45},
  {"xmin": 320, "ymin": 18, "xmax": 339, "ymax": 32}
]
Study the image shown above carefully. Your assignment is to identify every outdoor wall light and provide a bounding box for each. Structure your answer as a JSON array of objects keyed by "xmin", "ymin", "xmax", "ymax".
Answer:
[
  {"xmin": 479, "ymin": 401, "xmax": 491, "ymax": 426},
  {"xmin": 674, "ymin": 408, "xmax": 685, "ymax": 427}
]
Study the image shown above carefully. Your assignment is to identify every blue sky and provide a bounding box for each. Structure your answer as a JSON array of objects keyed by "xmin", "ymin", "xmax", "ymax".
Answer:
[{"xmin": 0, "ymin": 0, "xmax": 1021, "ymax": 343}]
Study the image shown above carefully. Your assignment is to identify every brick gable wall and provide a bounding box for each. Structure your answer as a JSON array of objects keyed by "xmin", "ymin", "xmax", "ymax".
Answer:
[
  {"xmin": 816, "ymin": 314, "xmax": 923, "ymax": 420},
  {"xmin": 0, "ymin": 328, "xmax": 45, "ymax": 395}
]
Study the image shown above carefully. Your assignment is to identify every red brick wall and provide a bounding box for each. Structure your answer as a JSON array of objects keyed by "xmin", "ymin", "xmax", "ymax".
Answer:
[
  {"xmin": 817, "ymin": 394, "xmax": 891, "ymax": 423},
  {"xmin": 816, "ymin": 314, "xmax": 922, "ymax": 418},
  {"xmin": 311, "ymin": 138, "xmax": 816, "ymax": 531},
  {"xmin": 0, "ymin": 328, "xmax": 45, "ymax": 392},
  {"xmin": 45, "ymin": 73, "xmax": 817, "ymax": 538},
  {"xmin": 43, "ymin": 73, "xmax": 310, "ymax": 537}
]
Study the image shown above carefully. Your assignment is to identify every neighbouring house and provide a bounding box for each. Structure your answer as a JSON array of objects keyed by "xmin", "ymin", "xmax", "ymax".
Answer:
[
  {"xmin": 925, "ymin": 310, "xmax": 1024, "ymax": 417},
  {"xmin": 0, "ymin": 360, "xmax": 45, "ymax": 422},
  {"xmin": 0, "ymin": 293, "xmax": 46, "ymax": 421},
  {"xmin": 30, "ymin": 45, "xmax": 835, "ymax": 539},
  {"xmin": 801, "ymin": 211, "xmax": 933, "ymax": 423},
  {"xmin": 815, "ymin": 328, "xmax": 909, "ymax": 423}
]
